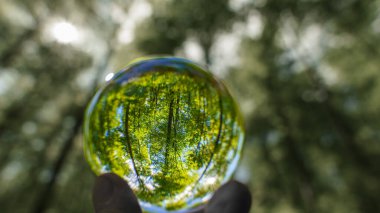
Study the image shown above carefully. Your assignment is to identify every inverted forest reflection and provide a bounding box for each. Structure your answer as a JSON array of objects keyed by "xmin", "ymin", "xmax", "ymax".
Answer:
[{"xmin": 84, "ymin": 58, "xmax": 244, "ymax": 211}]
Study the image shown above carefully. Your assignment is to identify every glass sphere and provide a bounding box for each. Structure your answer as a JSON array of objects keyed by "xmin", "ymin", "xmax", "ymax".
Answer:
[{"xmin": 83, "ymin": 57, "xmax": 245, "ymax": 212}]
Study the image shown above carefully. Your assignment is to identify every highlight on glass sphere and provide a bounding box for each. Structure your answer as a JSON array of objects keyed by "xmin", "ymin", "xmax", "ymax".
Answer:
[{"xmin": 83, "ymin": 57, "xmax": 245, "ymax": 212}]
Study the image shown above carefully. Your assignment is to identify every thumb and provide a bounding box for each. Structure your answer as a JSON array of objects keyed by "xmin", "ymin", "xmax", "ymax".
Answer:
[
  {"xmin": 205, "ymin": 180, "xmax": 252, "ymax": 213},
  {"xmin": 93, "ymin": 173, "xmax": 142, "ymax": 213}
]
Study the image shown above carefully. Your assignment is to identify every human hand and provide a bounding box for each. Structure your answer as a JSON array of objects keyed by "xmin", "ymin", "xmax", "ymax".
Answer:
[{"xmin": 93, "ymin": 173, "xmax": 252, "ymax": 213}]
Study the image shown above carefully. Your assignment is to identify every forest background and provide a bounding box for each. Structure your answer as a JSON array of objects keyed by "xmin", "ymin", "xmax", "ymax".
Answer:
[{"xmin": 0, "ymin": 0, "xmax": 380, "ymax": 212}]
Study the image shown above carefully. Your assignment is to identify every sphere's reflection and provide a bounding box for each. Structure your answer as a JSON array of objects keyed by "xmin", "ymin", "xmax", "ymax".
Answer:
[{"xmin": 83, "ymin": 57, "xmax": 245, "ymax": 212}]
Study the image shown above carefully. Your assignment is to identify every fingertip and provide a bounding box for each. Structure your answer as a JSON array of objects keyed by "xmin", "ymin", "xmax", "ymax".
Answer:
[
  {"xmin": 205, "ymin": 180, "xmax": 252, "ymax": 213},
  {"xmin": 93, "ymin": 173, "xmax": 142, "ymax": 213},
  {"xmin": 93, "ymin": 173, "xmax": 116, "ymax": 206}
]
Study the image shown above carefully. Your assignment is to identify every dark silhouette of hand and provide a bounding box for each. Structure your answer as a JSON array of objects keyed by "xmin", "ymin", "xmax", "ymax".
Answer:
[{"xmin": 93, "ymin": 173, "xmax": 252, "ymax": 213}]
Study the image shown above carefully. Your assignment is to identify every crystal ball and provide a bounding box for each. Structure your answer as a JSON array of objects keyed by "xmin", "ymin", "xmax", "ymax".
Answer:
[{"xmin": 83, "ymin": 57, "xmax": 245, "ymax": 212}]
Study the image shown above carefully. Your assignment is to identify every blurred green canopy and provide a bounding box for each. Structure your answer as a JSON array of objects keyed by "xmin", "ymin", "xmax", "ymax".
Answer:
[{"xmin": 0, "ymin": 0, "xmax": 380, "ymax": 212}]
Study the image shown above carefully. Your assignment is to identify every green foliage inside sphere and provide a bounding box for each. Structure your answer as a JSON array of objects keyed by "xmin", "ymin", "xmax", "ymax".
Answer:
[{"xmin": 83, "ymin": 57, "xmax": 244, "ymax": 212}]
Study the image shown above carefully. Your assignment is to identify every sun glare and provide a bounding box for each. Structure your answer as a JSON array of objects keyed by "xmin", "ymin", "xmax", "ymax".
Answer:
[{"xmin": 51, "ymin": 21, "xmax": 80, "ymax": 44}]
